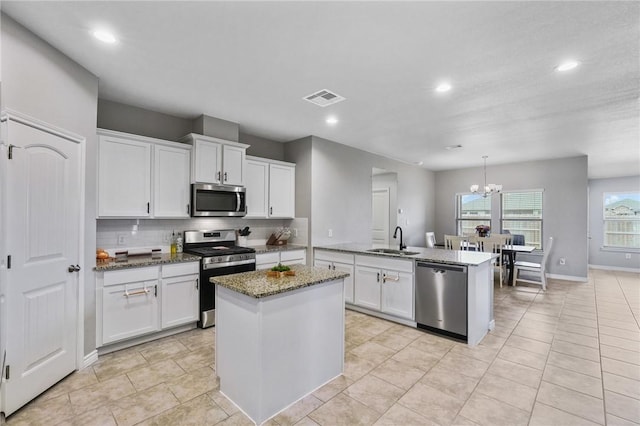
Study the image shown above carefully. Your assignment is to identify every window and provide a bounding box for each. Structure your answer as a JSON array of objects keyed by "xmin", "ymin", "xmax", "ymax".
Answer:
[
  {"xmin": 603, "ymin": 192, "xmax": 640, "ymax": 249},
  {"xmin": 501, "ymin": 191, "xmax": 543, "ymax": 249},
  {"xmin": 457, "ymin": 194, "xmax": 491, "ymax": 236}
]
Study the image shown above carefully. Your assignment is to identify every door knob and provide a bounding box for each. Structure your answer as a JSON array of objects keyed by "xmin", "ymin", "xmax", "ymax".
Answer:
[{"xmin": 68, "ymin": 265, "xmax": 81, "ymax": 272}]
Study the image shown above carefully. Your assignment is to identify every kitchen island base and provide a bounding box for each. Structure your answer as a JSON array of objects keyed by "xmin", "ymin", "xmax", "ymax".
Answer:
[{"xmin": 215, "ymin": 278, "xmax": 345, "ymax": 425}]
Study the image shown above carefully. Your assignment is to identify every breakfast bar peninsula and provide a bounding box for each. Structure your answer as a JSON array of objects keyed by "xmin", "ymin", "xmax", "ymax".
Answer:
[{"xmin": 211, "ymin": 265, "xmax": 349, "ymax": 425}]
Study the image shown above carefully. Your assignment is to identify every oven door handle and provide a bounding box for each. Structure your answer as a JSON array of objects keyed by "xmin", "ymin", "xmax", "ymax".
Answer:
[{"xmin": 203, "ymin": 259, "xmax": 256, "ymax": 270}]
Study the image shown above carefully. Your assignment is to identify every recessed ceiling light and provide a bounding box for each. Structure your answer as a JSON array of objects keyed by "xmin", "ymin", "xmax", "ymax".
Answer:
[
  {"xmin": 415, "ymin": 161, "xmax": 424, "ymax": 166},
  {"xmin": 445, "ymin": 144, "xmax": 463, "ymax": 150},
  {"xmin": 92, "ymin": 29, "xmax": 117, "ymax": 44},
  {"xmin": 555, "ymin": 60, "xmax": 580, "ymax": 72},
  {"xmin": 435, "ymin": 82, "xmax": 452, "ymax": 93},
  {"xmin": 326, "ymin": 116, "xmax": 338, "ymax": 125}
]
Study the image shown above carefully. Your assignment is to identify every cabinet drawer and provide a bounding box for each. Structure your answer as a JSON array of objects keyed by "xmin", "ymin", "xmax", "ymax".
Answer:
[
  {"xmin": 162, "ymin": 262, "xmax": 199, "ymax": 278},
  {"xmin": 355, "ymin": 255, "xmax": 413, "ymax": 273},
  {"xmin": 280, "ymin": 249, "xmax": 306, "ymax": 262},
  {"xmin": 103, "ymin": 266, "xmax": 160, "ymax": 286},
  {"xmin": 256, "ymin": 252, "xmax": 280, "ymax": 265},
  {"xmin": 314, "ymin": 250, "xmax": 354, "ymax": 265}
]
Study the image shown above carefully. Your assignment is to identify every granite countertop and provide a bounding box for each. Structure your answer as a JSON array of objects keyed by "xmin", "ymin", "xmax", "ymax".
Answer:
[
  {"xmin": 95, "ymin": 253, "xmax": 201, "ymax": 271},
  {"xmin": 252, "ymin": 244, "xmax": 307, "ymax": 254},
  {"xmin": 211, "ymin": 264, "xmax": 348, "ymax": 298},
  {"xmin": 315, "ymin": 243, "xmax": 497, "ymax": 266}
]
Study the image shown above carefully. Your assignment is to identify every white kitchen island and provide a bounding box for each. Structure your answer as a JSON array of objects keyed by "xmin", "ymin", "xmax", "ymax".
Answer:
[{"xmin": 211, "ymin": 265, "xmax": 349, "ymax": 425}]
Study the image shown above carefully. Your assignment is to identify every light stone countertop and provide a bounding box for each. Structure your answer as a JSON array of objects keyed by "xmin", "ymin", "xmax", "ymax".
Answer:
[
  {"xmin": 95, "ymin": 253, "xmax": 201, "ymax": 271},
  {"xmin": 314, "ymin": 243, "xmax": 497, "ymax": 266},
  {"xmin": 252, "ymin": 244, "xmax": 307, "ymax": 254},
  {"xmin": 211, "ymin": 264, "xmax": 349, "ymax": 298}
]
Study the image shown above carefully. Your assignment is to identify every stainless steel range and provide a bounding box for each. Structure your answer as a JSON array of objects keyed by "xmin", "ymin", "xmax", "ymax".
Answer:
[{"xmin": 183, "ymin": 229, "xmax": 256, "ymax": 328}]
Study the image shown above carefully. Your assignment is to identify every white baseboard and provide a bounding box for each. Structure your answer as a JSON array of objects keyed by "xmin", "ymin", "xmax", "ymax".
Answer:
[
  {"xmin": 82, "ymin": 350, "xmax": 98, "ymax": 369},
  {"xmin": 547, "ymin": 274, "xmax": 588, "ymax": 282},
  {"xmin": 589, "ymin": 264, "xmax": 640, "ymax": 273}
]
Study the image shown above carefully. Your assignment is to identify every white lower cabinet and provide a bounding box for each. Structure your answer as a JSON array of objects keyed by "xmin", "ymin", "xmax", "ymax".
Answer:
[
  {"xmin": 314, "ymin": 250, "xmax": 355, "ymax": 304},
  {"xmin": 161, "ymin": 263, "xmax": 199, "ymax": 329},
  {"xmin": 354, "ymin": 265, "xmax": 382, "ymax": 310},
  {"xmin": 100, "ymin": 266, "xmax": 160, "ymax": 345},
  {"xmin": 353, "ymin": 255, "xmax": 415, "ymax": 321},
  {"xmin": 97, "ymin": 261, "xmax": 199, "ymax": 347},
  {"xmin": 256, "ymin": 249, "xmax": 306, "ymax": 270},
  {"xmin": 380, "ymin": 270, "xmax": 414, "ymax": 319}
]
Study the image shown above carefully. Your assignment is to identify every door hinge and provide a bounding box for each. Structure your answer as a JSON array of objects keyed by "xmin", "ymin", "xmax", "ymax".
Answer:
[
  {"xmin": 7, "ymin": 144, "xmax": 14, "ymax": 160},
  {"xmin": 6, "ymin": 255, "xmax": 11, "ymax": 269},
  {"xmin": 5, "ymin": 365, "xmax": 9, "ymax": 380}
]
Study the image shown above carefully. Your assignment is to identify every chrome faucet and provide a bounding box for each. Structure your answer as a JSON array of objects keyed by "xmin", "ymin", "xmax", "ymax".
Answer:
[{"xmin": 393, "ymin": 226, "xmax": 407, "ymax": 250}]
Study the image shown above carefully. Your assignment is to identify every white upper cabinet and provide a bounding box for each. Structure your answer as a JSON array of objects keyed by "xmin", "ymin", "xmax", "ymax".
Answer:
[
  {"xmin": 269, "ymin": 163, "xmax": 295, "ymax": 218},
  {"xmin": 245, "ymin": 156, "xmax": 296, "ymax": 219},
  {"xmin": 246, "ymin": 158, "xmax": 269, "ymax": 217},
  {"xmin": 97, "ymin": 129, "xmax": 191, "ymax": 218},
  {"xmin": 180, "ymin": 133, "xmax": 248, "ymax": 185},
  {"xmin": 222, "ymin": 145, "xmax": 246, "ymax": 186},
  {"xmin": 193, "ymin": 139, "xmax": 222, "ymax": 184},
  {"xmin": 154, "ymin": 145, "xmax": 191, "ymax": 218},
  {"xmin": 98, "ymin": 134, "xmax": 152, "ymax": 217}
]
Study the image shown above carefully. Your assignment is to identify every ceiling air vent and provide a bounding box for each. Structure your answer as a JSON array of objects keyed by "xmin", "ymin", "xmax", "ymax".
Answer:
[{"xmin": 303, "ymin": 89, "xmax": 346, "ymax": 107}]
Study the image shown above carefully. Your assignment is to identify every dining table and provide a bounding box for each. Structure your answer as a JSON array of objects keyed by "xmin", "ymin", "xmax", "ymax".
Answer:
[{"xmin": 437, "ymin": 241, "xmax": 536, "ymax": 285}]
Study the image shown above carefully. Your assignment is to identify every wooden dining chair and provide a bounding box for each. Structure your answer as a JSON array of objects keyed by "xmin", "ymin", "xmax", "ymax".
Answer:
[
  {"xmin": 467, "ymin": 235, "xmax": 481, "ymax": 251},
  {"xmin": 513, "ymin": 237, "xmax": 554, "ymax": 290},
  {"xmin": 444, "ymin": 235, "xmax": 467, "ymax": 250},
  {"xmin": 478, "ymin": 236, "xmax": 507, "ymax": 287}
]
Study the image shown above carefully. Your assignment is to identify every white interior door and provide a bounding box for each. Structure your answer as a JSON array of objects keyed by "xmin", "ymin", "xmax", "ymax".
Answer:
[
  {"xmin": 372, "ymin": 188, "xmax": 390, "ymax": 245},
  {"xmin": 3, "ymin": 118, "xmax": 81, "ymax": 416}
]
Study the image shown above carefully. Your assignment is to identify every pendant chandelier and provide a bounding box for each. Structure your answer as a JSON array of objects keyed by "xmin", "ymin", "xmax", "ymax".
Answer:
[{"xmin": 470, "ymin": 156, "xmax": 502, "ymax": 198}]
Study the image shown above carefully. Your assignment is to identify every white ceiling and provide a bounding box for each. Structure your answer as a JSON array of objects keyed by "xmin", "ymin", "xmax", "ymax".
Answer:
[{"xmin": 3, "ymin": 1, "xmax": 639, "ymax": 178}]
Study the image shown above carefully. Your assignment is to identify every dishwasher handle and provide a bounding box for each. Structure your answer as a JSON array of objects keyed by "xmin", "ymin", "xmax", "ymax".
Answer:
[{"xmin": 416, "ymin": 262, "xmax": 467, "ymax": 274}]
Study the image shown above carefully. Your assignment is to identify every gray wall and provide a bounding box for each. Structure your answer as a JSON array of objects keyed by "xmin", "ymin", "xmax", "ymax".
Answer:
[
  {"xmin": 2, "ymin": 14, "xmax": 99, "ymax": 356},
  {"xmin": 588, "ymin": 175, "xmax": 640, "ymax": 269},
  {"xmin": 434, "ymin": 156, "xmax": 589, "ymax": 279},
  {"xmin": 98, "ymin": 99, "xmax": 193, "ymax": 141},
  {"xmin": 306, "ymin": 136, "xmax": 434, "ymax": 248},
  {"xmin": 98, "ymin": 100, "xmax": 284, "ymax": 157},
  {"xmin": 284, "ymin": 136, "xmax": 313, "ymax": 222},
  {"xmin": 240, "ymin": 132, "xmax": 285, "ymax": 161}
]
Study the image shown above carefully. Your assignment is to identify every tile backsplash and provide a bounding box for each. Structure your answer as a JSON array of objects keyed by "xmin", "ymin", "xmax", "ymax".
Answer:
[{"xmin": 97, "ymin": 217, "xmax": 308, "ymax": 252}]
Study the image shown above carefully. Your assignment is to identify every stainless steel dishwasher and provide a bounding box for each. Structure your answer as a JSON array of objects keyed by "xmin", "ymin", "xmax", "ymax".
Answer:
[{"xmin": 415, "ymin": 262, "xmax": 468, "ymax": 340}]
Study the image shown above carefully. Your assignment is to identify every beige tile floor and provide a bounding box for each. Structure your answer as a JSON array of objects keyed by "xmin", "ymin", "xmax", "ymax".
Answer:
[{"xmin": 5, "ymin": 268, "xmax": 640, "ymax": 426}]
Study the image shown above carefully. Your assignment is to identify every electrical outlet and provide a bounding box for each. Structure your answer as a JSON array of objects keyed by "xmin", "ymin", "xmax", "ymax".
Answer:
[
  {"xmin": 559, "ymin": 257, "xmax": 566, "ymax": 265},
  {"xmin": 293, "ymin": 228, "xmax": 298, "ymax": 237},
  {"xmin": 626, "ymin": 253, "xmax": 632, "ymax": 259},
  {"xmin": 328, "ymin": 229, "xmax": 333, "ymax": 238},
  {"xmin": 117, "ymin": 234, "xmax": 127, "ymax": 245}
]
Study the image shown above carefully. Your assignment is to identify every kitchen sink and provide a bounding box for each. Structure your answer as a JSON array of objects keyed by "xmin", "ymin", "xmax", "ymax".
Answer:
[{"xmin": 367, "ymin": 248, "xmax": 420, "ymax": 256}]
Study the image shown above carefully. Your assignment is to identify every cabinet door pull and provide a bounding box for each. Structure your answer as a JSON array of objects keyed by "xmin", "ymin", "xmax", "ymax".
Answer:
[
  {"xmin": 124, "ymin": 286, "xmax": 150, "ymax": 297},
  {"xmin": 224, "ymin": 172, "xmax": 228, "ymax": 182},
  {"xmin": 147, "ymin": 202, "xmax": 150, "ymax": 214},
  {"xmin": 376, "ymin": 272, "xmax": 380, "ymax": 282},
  {"xmin": 196, "ymin": 278, "xmax": 199, "ymax": 290},
  {"xmin": 269, "ymin": 207, "xmax": 273, "ymax": 215},
  {"xmin": 217, "ymin": 171, "xmax": 222, "ymax": 182},
  {"xmin": 154, "ymin": 285, "xmax": 158, "ymax": 297},
  {"xmin": 383, "ymin": 273, "xmax": 400, "ymax": 283},
  {"xmin": 187, "ymin": 204, "xmax": 190, "ymax": 214}
]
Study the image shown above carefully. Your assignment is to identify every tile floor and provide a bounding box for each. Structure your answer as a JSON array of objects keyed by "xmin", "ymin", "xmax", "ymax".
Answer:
[{"xmin": 5, "ymin": 268, "xmax": 640, "ymax": 425}]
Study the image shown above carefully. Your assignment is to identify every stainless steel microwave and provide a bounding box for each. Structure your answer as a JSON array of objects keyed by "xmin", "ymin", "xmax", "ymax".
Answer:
[{"xmin": 191, "ymin": 183, "xmax": 247, "ymax": 217}]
